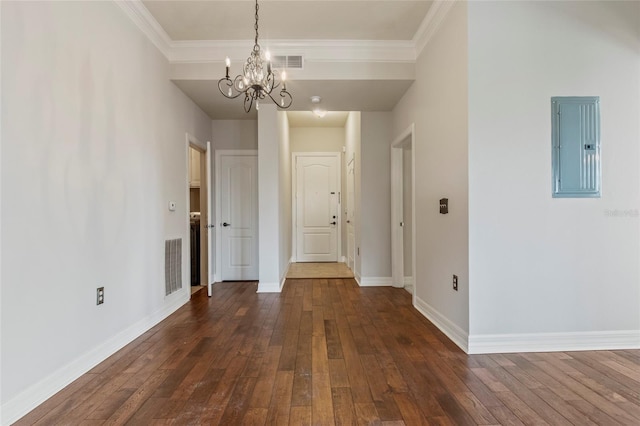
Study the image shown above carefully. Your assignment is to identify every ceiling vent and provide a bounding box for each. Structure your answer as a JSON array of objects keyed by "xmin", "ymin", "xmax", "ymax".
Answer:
[{"xmin": 272, "ymin": 55, "xmax": 304, "ymax": 70}]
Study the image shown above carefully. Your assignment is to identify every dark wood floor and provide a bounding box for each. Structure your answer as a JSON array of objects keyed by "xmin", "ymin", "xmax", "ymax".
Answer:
[{"xmin": 15, "ymin": 279, "xmax": 640, "ymax": 425}]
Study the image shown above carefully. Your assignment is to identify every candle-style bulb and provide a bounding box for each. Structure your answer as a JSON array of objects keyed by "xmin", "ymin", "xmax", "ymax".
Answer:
[
  {"xmin": 225, "ymin": 57, "xmax": 231, "ymax": 67},
  {"xmin": 281, "ymin": 70, "xmax": 287, "ymax": 81},
  {"xmin": 265, "ymin": 50, "xmax": 271, "ymax": 61}
]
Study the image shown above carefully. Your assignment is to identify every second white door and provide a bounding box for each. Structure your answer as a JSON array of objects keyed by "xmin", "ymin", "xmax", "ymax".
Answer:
[
  {"xmin": 218, "ymin": 152, "xmax": 259, "ymax": 281},
  {"xmin": 295, "ymin": 154, "xmax": 340, "ymax": 262}
]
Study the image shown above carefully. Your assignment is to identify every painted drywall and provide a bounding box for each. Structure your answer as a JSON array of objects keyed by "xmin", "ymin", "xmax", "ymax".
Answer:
[
  {"xmin": 257, "ymin": 105, "xmax": 281, "ymax": 291},
  {"xmin": 468, "ymin": 1, "xmax": 640, "ymax": 339},
  {"xmin": 403, "ymin": 146, "xmax": 413, "ymax": 278},
  {"xmin": 344, "ymin": 112, "xmax": 361, "ymax": 280},
  {"xmin": 0, "ymin": 0, "xmax": 212, "ymax": 421},
  {"xmin": 360, "ymin": 113, "xmax": 392, "ymax": 279},
  {"xmin": 290, "ymin": 127, "xmax": 347, "ymax": 257},
  {"xmin": 392, "ymin": 1, "xmax": 469, "ymax": 336},
  {"xmin": 211, "ymin": 120, "xmax": 257, "ymax": 150},
  {"xmin": 290, "ymin": 127, "xmax": 345, "ymax": 153},
  {"xmin": 278, "ymin": 112, "xmax": 292, "ymax": 283}
]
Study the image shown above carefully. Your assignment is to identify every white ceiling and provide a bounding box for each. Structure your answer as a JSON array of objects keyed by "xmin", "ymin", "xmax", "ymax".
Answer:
[
  {"xmin": 132, "ymin": 0, "xmax": 439, "ymax": 119},
  {"xmin": 142, "ymin": 1, "xmax": 433, "ymax": 41},
  {"xmin": 287, "ymin": 111, "xmax": 349, "ymax": 127},
  {"xmin": 172, "ymin": 79, "xmax": 414, "ymax": 119}
]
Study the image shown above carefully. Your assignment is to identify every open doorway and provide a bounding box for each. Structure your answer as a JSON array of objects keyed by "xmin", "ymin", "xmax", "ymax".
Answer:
[
  {"xmin": 187, "ymin": 135, "xmax": 212, "ymax": 297},
  {"xmin": 391, "ymin": 124, "xmax": 415, "ymax": 297}
]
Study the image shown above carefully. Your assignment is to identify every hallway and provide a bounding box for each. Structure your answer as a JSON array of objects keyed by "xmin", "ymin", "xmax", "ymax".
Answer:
[{"xmin": 15, "ymin": 280, "xmax": 640, "ymax": 425}]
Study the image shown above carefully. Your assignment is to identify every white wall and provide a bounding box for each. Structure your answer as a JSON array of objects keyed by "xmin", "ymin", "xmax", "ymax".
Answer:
[
  {"xmin": 0, "ymin": 1, "xmax": 212, "ymax": 422},
  {"xmin": 211, "ymin": 120, "xmax": 257, "ymax": 150},
  {"xmin": 290, "ymin": 127, "xmax": 345, "ymax": 153},
  {"xmin": 468, "ymin": 1, "xmax": 640, "ymax": 347},
  {"xmin": 392, "ymin": 1, "xmax": 469, "ymax": 345},
  {"xmin": 278, "ymin": 112, "xmax": 291, "ymax": 283},
  {"xmin": 344, "ymin": 112, "xmax": 361, "ymax": 280},
  {"xmin": 361, "ymin": 113, "xmax": 393, "ymax": 280},
  {"xmin": 257, "ymin": 106, "xmax": 281, "ymax": 291}
]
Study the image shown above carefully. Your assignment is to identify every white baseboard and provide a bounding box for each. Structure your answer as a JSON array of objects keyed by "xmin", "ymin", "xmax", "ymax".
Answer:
[
  {"xmin": 1, "ymin": 291, "xmax": 190, "ymax": 425},
  {"xmin": 257, "ymin": 281, "xmax": 282, "ymax": 293},
  {"xmin": 354, "ymin": 271, "xmax": 361, "ymax": 285},
  {"xmin": 468, "ymin": 330, "xmax": 640, "ymax": 354},
  {"xmin": 279, "ymin": 259, "xmax": 292, "ymax": 290},
  {"xmin": 404, "ymin": 284, "xmax": 414, "ymax": 294},
  {"xmin": 340, "ymin": 256, "xmax": 346, "ymax": 263},
  {"xmin": 359, "ymin": 276, "xmax": 393, "ymax": 287},
  {"xmin": 403, "ymin": 276, "xmax": 413, "ymax": 286},
  {"xmin": 413, "ymin": 296, "xmax": 469, "ymax": 353}
]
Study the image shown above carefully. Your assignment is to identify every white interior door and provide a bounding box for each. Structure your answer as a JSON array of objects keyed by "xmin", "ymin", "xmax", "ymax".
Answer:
[
  {"xmin": 218, "ymin": 152, "xmax": 258, "ymax": 280},
  {"xmin": 296, "ymin": 155, "xmax": 339, "ymax": 262},
  {"xmin": 347, "ymin": 156, "xmax": 355, "ymax": 270}
]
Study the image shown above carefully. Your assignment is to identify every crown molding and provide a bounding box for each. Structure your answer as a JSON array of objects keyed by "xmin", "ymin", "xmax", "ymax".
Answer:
[
  {"xmin": 114, "ymin": 0, "xmax": 173, "ymax": 58},
  {"xmin": 413, "ymin": 0, "xmax": 456, "ymax": 56},
  {"xmin": 170, "ymin": 39, "xmax": 416, "ymax": 63},
  {"xmin": 114, "ymin": 0, "xmax": 453, "ymax": 64}
]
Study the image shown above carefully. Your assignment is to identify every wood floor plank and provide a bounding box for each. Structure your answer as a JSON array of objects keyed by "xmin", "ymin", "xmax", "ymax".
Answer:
[{"xmin": 14, "ymin": 280, "xmax": 640, "ymax": 426}]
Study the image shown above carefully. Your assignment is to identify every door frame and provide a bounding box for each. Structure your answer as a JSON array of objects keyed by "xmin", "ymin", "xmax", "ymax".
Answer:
[
  {"xmin": 390, "ymin": 124, "xmax": 416, "ymax": 299},
  {"xmin": 214, "ymin": 149, "xmax": 258, "ymax": 282},
  {"xmin": 346, "ymin": 153, "xmax": 356, "ymax": 270},
  {"xmin": 185, "ymin": 133, "xmax": 213, "ymax": 297},
  {"xmin": 291, "ymin": 152, "xmax": 342, "ymax": 263}
]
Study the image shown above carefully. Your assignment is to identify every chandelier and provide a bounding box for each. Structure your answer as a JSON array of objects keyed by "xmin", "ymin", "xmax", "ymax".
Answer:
[{"xmin": 218, "ymin": 0, "xmax": 293, "ymax": 113}]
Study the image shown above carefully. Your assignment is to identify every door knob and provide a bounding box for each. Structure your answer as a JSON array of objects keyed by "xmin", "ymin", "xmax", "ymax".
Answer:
[
  {"xmin": 346, "ymin": 220, "xmax": 351, "ymax": 223},
  {"xmin": 222, "ymin": 222, "xmax": 231, "ymax": 227},
  {"xmin": 330, "ymin": 221, "xmax": 337, "ymax": 225}
]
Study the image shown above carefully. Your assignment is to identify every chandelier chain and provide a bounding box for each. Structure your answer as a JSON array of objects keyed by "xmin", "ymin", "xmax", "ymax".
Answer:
[{"xmin": 254, "ymin": 0, "xmax": 259, "ymax": 48}]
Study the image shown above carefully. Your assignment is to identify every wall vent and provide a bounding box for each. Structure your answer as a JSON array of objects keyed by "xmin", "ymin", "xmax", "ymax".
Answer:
[
  {"xmin": 272, "ymin": 55, "xmax": 304, "ymax": 70},
  {"xmin": 165, "ymin": 238, "xmax": 182, "ymax": 295}
]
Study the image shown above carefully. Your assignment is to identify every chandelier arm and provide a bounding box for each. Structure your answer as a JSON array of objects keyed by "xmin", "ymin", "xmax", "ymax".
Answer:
[
  {"xmin": 244, "ymin": 94, "xmax": 254, "ymax": 113},
  {"xmin": 218, "ymin": 78, "xmax": 246, "ymax": 99},
  {"xmin": 266, "ymin": 88, "xmax": 293, "ymax": 109}
]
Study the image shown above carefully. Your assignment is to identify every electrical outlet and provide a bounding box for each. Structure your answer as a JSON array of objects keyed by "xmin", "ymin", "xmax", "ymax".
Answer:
[
  {"xmin": 97, "ymin": 287, "xmax": 105, "ymax": 305},
  {"xmin": 452, "ymin": 275, "xmax": 458, "ymax": 291}
]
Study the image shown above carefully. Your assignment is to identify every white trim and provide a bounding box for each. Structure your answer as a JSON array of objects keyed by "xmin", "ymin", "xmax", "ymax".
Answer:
[
  {"xmin": 280, "ymin": 257, "xmax": 293, "ymax": 290},
  {"xmin": 0, "ymin": 291, "xmax": 190, "ymax": 425},
  {"xmin": 205, "ymin": 141, "xmax": 214, "ymax": 296},
  {"xmin": 359, "ymin": 277, "xmax": 393, "ymax": 287},
  {"xmin": 170, "ymin": 39, "xmax": 417, "ymax": 64},
  {"xmin": 404, "ymin": 285, "xmax": 414, "ymax": 295},
  {"xmin": 403, "ymin": 276, "xmax": 413, "ymax": 287},
  {"xmin": 257, "ymin": 281, "xmax": 281, "ymax": 293},
  {"xmin": 413, "ymin": 296, "xmax": 469, "ymax": 353},
  {"xmin": 214, "ymin": 150, "xmax": 258, "ymax": 283},
  {"xmin": 390, "ymin": 124, "xmax": 416, "ymax": 298},
  {"xmin": 340, "ymin": 256, "xmax": 346, "ymax": 263},
  {"xmin": 468, "ymin": 330, "xmax": 640, "ymax": 355},
  {"xmin": 354, "ymin": 272, "xmax": 362, "ymax": 286},
  {"xmin": 413, "ymin": 0, "xmax": 457, "ymax": 57},
  {"xmin": 113, "ymin": 0, "xmax": 172, "ymax": 58},
  {"xmin": 291, "ymin": 152, "xmax": 342, "ymax": 263},
  {"xmin": 114, "ymin": 0, "xmax": 452, "ymax": 64}
]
